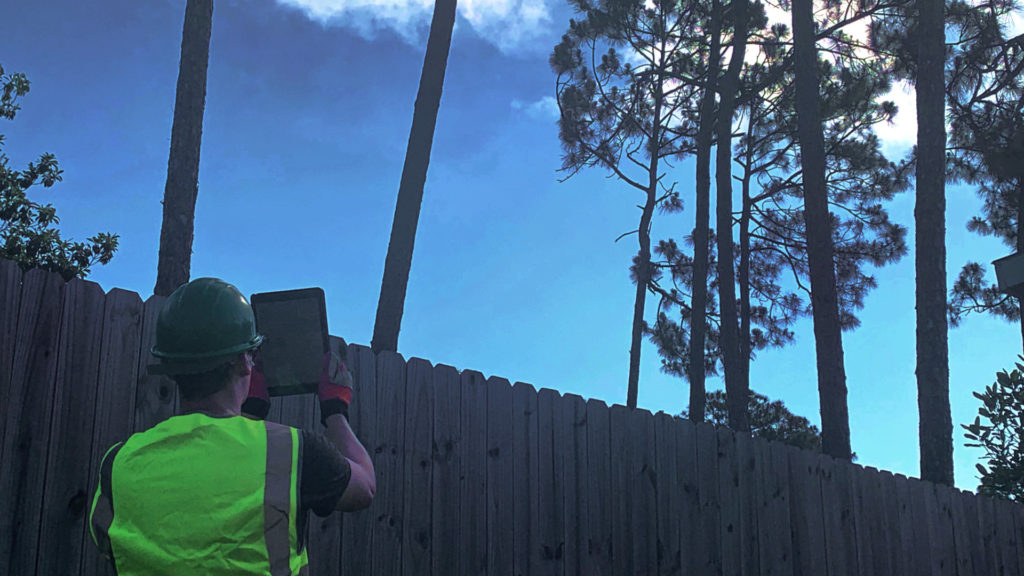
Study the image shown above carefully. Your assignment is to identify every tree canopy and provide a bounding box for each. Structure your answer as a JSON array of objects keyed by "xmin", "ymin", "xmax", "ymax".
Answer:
[
  {"xmin": 0, "ymin": 65, "xmax": 118, "ymax": 280},
  {"xmin": 681, "ymin": 389, "xmax": 823, "ymax": 452}
]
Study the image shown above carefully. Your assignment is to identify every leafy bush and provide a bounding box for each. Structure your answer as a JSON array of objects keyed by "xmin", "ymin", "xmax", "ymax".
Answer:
[{"xmin": 963, "ymin": 358, "xmax": 1024, "ymax": 501}]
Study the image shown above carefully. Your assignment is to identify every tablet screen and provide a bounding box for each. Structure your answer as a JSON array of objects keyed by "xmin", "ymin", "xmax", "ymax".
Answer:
[{"xmin": 250, "ymin": 288, "xmax": 329, "ymax": 396}]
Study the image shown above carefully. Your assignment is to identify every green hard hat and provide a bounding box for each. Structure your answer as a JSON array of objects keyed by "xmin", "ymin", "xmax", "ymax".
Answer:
[{"xmin": 148, "ymin": 278, "xmax": 264, "ymax": 375}]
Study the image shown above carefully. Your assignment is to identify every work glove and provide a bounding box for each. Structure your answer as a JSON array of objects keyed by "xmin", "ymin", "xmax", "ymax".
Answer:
[
  {"xmin": 319, "ymin": 351, "xmax": 353, "ymax": 426},
  {"xmin": 242, "ymin": 355, "xmax": 270, "ymax": 420}
]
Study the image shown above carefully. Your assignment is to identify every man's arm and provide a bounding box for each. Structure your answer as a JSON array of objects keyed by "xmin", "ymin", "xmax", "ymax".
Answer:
[
  {"xmin": 323, "ymin": 413, "xmax": 376, "ymax": 511},
  {"xmin": 319, "ymin": 352, "xmax": 376, "ymax": 511}
]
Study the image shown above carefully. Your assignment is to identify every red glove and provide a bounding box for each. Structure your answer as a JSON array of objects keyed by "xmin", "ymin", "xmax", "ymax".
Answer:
[
  {"xmin": 242, "ymin": 355, "xmax": 270, "ymax": 420},
  {"xmin": 319, "ymin": 351, "xmax": 353, "ymax": 425}
]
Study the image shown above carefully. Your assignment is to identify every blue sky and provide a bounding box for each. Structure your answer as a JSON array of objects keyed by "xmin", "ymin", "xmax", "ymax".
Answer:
[{"xmin": 3, "ymin": 0, "xmax": 1022, "ymax": 490}]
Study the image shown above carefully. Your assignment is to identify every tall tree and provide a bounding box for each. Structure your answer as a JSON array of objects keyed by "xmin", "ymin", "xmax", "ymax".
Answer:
[
  {"xmin": 915, "ymin": 0, "xmax": 952, "ymax": 485},
  {"xmin": 371, "ymin": 0, "xmax": 458, "ymax": 353},
  {"xmin": 154, "ymin": 0, "xmax": 213, "ymax": 296},
  {"xmin": 553, "ymin": 0, "xmax": 696, "ymax": 407},
  {"xmin": 650, "ymin": 16, "xmax": 908, "ymax": 430},
  {"xmin": 715, "ymin": 0, "xmax": 752, "ymax": 430},
  {"xmin": 791, "ymin": 0, "xmax": 852, "ymax": 459},
  {"xmin": 688, "ymin": 0, "xmax": 724, "ymax": 422}
]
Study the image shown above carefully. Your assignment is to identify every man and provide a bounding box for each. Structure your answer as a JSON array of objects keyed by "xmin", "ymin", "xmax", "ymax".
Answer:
[{"xmin": 89, "ymin": 277, "xmax": 376, "ymax": 575}]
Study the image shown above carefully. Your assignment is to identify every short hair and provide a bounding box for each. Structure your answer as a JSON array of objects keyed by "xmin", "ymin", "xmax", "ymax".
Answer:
[{"xmin": 172, "ymin": 361, "xmax": 235, "ymax": 402}]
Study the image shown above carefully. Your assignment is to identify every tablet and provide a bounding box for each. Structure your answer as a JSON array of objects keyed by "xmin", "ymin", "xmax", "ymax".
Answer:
[{"xmin": 250, "ymin": 288, "xmax": 329, "ymax": 396}]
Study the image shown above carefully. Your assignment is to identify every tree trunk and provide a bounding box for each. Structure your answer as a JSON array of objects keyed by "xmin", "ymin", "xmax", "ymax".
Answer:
[
  {"xmin": 739, "ymin": 102, "xmax": 757, "ymax": 396},
  {"xmin": 715, "ymin": 0, "xmax": 750, "ymax": 432},
  {"xmin": 791, "ymin": 0, "xmax": 852, "ymax": 460},
  {"xmin": 627, "ymin": 64, "xmax": 666, "ymax": 409},
  {"xmin": 154, "ymin": 0, "xmax": 213, "ymax": 297},
  {"xmin": 371, "ymin": 0, "xmax": 458, "ymax": 354},
  {"xmin": 688, "ymin": 0, "xmax": 723, "ymax": 422},
  {"xmin": 915, "ymin": 0, "xmax": 951, "ymax": 485}
]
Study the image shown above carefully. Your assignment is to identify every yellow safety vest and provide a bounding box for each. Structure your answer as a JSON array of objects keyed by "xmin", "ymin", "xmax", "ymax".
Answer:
[{"xmin": 89, "ymin": 413, "xmax": 309, "ymax": 575}]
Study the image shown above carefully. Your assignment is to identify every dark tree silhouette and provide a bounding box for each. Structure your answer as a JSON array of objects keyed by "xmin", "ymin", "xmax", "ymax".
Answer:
[
  {"xmin": 155, "ymin": 0, "xmax": 213, "ymax": 296},
  {"xmin": 915, "ymin": 0, "xmax": 953, "ymax": 485},
  {"xmin": 715, "ymin": 0, "xmax": 752, "ymax": 431},
  {"xmin": 372, "ymin": 0, "xmax": 458, "ymax": 353},
  {"xmin": 790, "ymin": 0, "xmax": 852, "ymax": 460},
  {"xmin": 553, "ymin": 0, "xmax": 697, "ymax": 408},
  {"xmin": 682, "ymin": 389, "xmax": 823, "ymax": 452},
  {"xmin": 946, "ymin": 1, "xmax": 1024, "ymax": 351}
]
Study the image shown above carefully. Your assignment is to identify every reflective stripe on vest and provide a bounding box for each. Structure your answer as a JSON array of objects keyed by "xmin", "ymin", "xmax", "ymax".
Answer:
[{"xmin": 91, "ymin": 413, "xmax": 308, "ymax": 576}]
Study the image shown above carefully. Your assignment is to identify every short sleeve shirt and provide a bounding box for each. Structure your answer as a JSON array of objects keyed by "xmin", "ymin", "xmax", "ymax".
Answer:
[{"xmin": 299, "ymin": 429, "xmax": 352, "ymax": 517}]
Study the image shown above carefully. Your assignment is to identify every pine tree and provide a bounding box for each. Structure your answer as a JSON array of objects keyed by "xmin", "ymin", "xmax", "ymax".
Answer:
[
  {"xmin": 553, "ymin": 0, "xmax": 700, "ymax": 408},
  {"xmin": 155, "ymin": 0, "xmax": 214, "ymax": 296}
]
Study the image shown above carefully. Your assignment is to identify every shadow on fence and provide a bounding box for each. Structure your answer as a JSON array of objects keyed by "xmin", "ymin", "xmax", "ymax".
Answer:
[{"xmin": 2, "ymin": 258, "xmax": 1023, "ymax": 576}]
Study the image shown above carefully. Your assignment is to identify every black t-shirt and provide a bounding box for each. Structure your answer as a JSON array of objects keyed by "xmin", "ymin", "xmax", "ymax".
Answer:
[{"xmin": 299, "ymin": 429, "xmax": 352, "ymax": 517}]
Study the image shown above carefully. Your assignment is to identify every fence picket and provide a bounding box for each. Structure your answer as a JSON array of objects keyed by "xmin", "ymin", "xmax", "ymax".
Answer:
[
  {"xmin": 341, "ymin": 343, "xmax": 377, "ymax": 576},
  {"xmin": 433, "ymin": 364, "xmax": 462, "ymax": 576},
  {"xmin": 654, "ymin": 413, "xmax": 681, "ymax": 576},
  {"xmin": 950, "ymin": 487, "xmax": 978, "ymax": 576},
  {"xmin": 834, "ymin": 460, "xmax": 860, "ymax": 575},
  {"xmin": 906, "ymin": 477, "xmax": 933, "ymax": 576},
  {"xmin": 538, "ymin": 388, "xmax": 566, "ymax": 576},
  {"xmin": 756, "ymin": 440, "xmax": 793, "ymax": 576},
  {"xmin": 561, "ymin": 394, "xmax": 588, "ymax": 576},
  {"xmin": 609, "ymin": 405, "xmax": 632, "ymax": 576},
  {"xmin": 36, "ymin": 279, "xmax": 105, "ymax": 576},
  {"xmin": 930, "ymin": 483, "xmax": 956, "ymax": 575},
  {"xmin": 403, "ymin": 358, "xmax": 435, "ymax": 576},
  {"xmin": 788, "ymin": 446, "xmax": 826, "ymax": 576},
  {"xmin": 0, "ymin": 269, "xmax": 65, "ymax": 576},
  {"xmin": 487, "ymin": 376, "xmax": 514, "ymax": 576},
  {"xmin": 734, "ymin": 433, "xmax": 760, "ymax": 576},
  {"xmin": 855, "ymin": 466, "xmax": 883, "ymax": 576},
  {"xmin": 585, "ymin": 399, "xmax": 612, "ymax": 576},
  {"xmin": 372, "ymin": 350, "xmax": 408, "ymax": 576},
  {"xmin": 81, "ymin": 288, "xmax": 144, "ymax": 576},
  {"xmin": 676, "ymin": 419, "xmax": 701, "ymax": 575},
  {"xmin": 513, "ymin": 381, "xmax": 538, "ymax": 576},
  {"xmin": 0, "ymin": 259, "xmax": 23, "ymax": 451},
  {"xmin": 996, "ymin": 497, "xmax": 1021, "ymax": 575},
  {"xmin": 461, "ymin": 370, "xmax": 488, "ymax": 576},
  {"xmin": 717, "ymin": 427, "xmax": 742, "ymax": 576},
  {"xmin": 696, "ymin": 422, "xmax": 721, "ymax": 575},
  {"xmin": 632, "ymin": 408, "xmax": 657, "ymax": 576},
  {"xmin": 133, "ymin": 295, "xmax": 174, "ymax": 433}
]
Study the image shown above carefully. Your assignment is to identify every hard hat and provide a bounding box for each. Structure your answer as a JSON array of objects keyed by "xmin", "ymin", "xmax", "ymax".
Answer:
[{"xmin": 148, "ymin": 278, "xmax": 264, "ymax": 375}]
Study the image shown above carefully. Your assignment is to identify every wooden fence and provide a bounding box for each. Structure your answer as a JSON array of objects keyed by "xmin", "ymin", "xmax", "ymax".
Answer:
[{"xmin": 2, "ymin": 259, "xmax": 1024, "ymax": 576}]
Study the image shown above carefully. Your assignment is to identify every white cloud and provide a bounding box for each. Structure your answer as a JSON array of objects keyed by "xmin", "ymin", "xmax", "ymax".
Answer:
[
  {"xmin": 275, "ymin": 0, "xmax": 551, "ymax": 52},
  {"xmin": 511, "ymin": 95, "xmax": 559, "ymax": 121},
  {"xmin": 875, "ymin": 80, "xmax": 917, "ymax": 160}
]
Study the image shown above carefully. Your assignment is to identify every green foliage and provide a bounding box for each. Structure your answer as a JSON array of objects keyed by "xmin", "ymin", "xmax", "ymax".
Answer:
[
  {"xmin": 941, "ymin": 0, "xmax": 1024, "ymax": 329},
  {"xmin": 963, "ymin": 357, "xmax": 1024, "ymax": 501},
  {"xmin": 681, "ymin": 389, "xmax": 822, "ymax": 452},
  {"xmin": 0, "ymin": 65, "xmax": 117, "ymax": 280}
]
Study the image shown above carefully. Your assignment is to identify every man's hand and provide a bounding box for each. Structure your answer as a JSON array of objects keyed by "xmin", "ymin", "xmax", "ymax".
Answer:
[
  {"xmin": 319, "ymin": 352, "xmax": 353, "ymax": 426},
  {"xmin": 242, "ymin": 356, "xmax": 270, "ymax": 420}
]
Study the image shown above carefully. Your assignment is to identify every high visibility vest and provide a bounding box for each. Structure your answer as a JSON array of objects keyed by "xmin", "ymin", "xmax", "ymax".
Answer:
[{"xmin": 89, "ymin": 413, "xmax": 310, "ymax": 576}]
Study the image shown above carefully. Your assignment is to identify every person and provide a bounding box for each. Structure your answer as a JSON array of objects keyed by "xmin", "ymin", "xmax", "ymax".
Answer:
[{"xmin": 88, "ymin": 277, "xmax": 376, "ymax": 575}]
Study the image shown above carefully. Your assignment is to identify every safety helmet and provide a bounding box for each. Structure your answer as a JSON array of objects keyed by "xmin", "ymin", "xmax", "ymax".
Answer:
[{"xmin": 148, "ymin": 278, "xmax": 264, "ymax": 375}]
